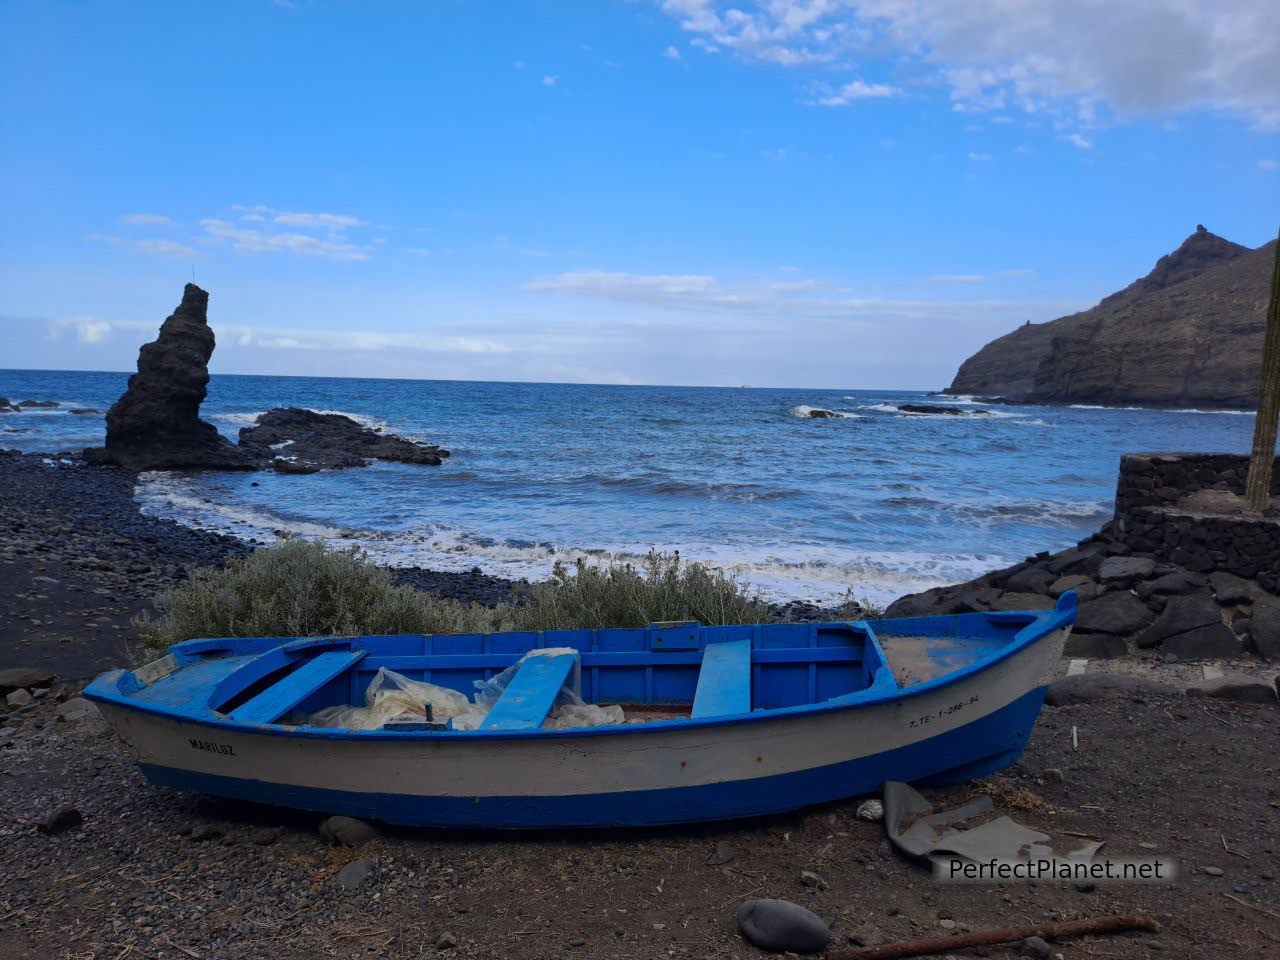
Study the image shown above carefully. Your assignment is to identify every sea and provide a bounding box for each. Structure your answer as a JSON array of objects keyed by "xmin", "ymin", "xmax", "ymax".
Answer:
[{"xmin": 0, "ymin": 369, "xmax": 1257, "ymax": 606}]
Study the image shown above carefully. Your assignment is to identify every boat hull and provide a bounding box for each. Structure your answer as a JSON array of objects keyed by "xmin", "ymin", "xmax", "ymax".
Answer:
[{"xmin": 97, "ymin": 624, "xmax": 1066, "ymax": 828}]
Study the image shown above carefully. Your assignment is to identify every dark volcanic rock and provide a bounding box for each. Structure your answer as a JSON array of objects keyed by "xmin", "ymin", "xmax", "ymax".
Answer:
[
  {"xmin": 1063, "ymin": 631, "xmax": 1129, "ymax": 659},
  {"xmin": 84, "ymin": 285, "xmax": 257, "ymax": 471},
  {"xmin": 238, "ymin": 408, "xmax": 449, "ymax": 471},
  {"xmin": 896, "ymin": 404, "xmax": 986, "ymax": 416},
  {"xmin": 1251, "ymin": 597, "xmax": 1280, "ymax": 661},
  {"xmin": 735, "ymin": 898, "xmax": 830, "ymax": 954},
  {"xmin": 1136, "ymin": 593, "xmax": 1229, "ymax": 649},
  {"xmin": 1186, "ymin": 677, "xmax": 1278, "ymax": 705},
  {"xmin": 0, "ymin": 667, "xmax": 55, "ymax": 695},
  {"xmin": 945, "ymin": 228, "xmax": 1274, "ymax": 409},
  {"xmin": 1074, "ymin": 591, "xmax": 1155, "ymax": 635},
  {"xmin": 1098, "ymin": 556, "xmax": 1156, "ymax": 587},
  {"xmin": 805, "ymin": 407, "xmax": 840, "ymax": 418},
  {"xmin": 1044, "ymin": 673, "xmax": 1177, "ymax": 706}
]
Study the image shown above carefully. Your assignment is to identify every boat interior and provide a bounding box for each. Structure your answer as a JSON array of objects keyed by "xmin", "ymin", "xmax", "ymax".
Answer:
[{"xmin": 99, "ymin": 605, "xmax": 1068, "ymax": 734}]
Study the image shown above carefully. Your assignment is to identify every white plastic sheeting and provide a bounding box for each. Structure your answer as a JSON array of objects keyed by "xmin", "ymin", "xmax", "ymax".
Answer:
[{"xmin": 302, "ymin": 649, "xmax": 625, "ymax": 732}]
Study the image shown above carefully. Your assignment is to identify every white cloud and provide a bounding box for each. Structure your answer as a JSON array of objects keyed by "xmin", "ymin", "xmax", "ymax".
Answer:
[
  {"xmin": 998, "ymin": 268, "xmax": 1036, "ymax": 278},
  {"xmin": 77, "ymin": 319, "xmax": 111, "ymax": 343},
  {"xmin": 1260, "ymin": 158, "xmax": 1279, "ymax": 172},
  {"xmin": 1064, "ymin": 133, "xmax": 1093, "ymax": 150},
  {"xmin": 119, "ymin": 213, "xmax": 172, "ymax": 226},
  {"xmin": 542, "ymin": 75, "xmax": 558, "ymax": 87},
  {"xmin": 967, "ymin": 151, "xmax": 992, "ymax": 161},
  {"xmin": 658, "ymin": 1, "xmax": 1280, "ymax": 129},
  {"xmin": 663, "ymin": 44, "xmax": 683, "ymax": 60},
  {"xmin": 96, "ymin": 235, "xmax": 202, "ymax": 259},
  {"xmin": 227, "ymin": 325, "xmax": 513, "ymax": 355},
  {"xmin": 201, "ymin": 212, "xmax": 372, "ymax": 262},
  {"xmin": 814, "ymin": 78, "xmax": 901, "ymax": 106},
  {"xmin": 526, "ymin": 269, "xmax": 1070, "ymax": 323},
  {"xmin": 272, "ymin": 211, "xmax": 365, "ymax": 229},
  {"xmin": 925, "ymin": 274, "xmax": 985, "ymax": 284}
]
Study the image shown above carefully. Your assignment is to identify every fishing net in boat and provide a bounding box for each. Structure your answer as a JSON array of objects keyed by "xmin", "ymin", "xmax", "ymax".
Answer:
[
  {"xmin": 304, "ymin": 667, "xmax": 476, "ymax": 731},
  {"xmin": 451, "ymin": 647, "xmax": 626, "ymax": 731},
  {"xmin": 302, "ymin": 650, "xmax": 625, "ymax": 731}
]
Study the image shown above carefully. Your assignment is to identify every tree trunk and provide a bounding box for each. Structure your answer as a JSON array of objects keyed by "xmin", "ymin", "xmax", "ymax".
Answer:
[{"xmin": 1245, "ymin": 229, "xmax": 1280, "ymax": 513}]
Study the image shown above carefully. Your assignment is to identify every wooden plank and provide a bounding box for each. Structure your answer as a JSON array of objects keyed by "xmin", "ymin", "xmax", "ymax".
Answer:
[
  {"xmin": 1066, "ymin": 658, "xmax": 1088, "ymax": 677},
  {"xmin": 229, "ymin": 650, "xmax": 366, "ymax": 724},
  {"xmin": 691, "ymin": 639, "xmax": 752, "ymax": 718},
  {"xmin": 479, "ymin": 652, "xmax": 577, "ymax": 731}
]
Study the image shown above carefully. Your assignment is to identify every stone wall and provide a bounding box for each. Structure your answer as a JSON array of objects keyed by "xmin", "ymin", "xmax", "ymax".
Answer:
[{"xmin": 1114, "ymin": 452, "xmax": 1280, "ymax": 591}]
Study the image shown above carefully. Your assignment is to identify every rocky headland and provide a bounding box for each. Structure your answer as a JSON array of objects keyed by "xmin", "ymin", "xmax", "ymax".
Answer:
[
  {"xmin": 945, "ymin": 226, "xmax": 1277, "ymax": 409},
  {"xmin": 85, "ymin": 283, "xmax": 449, "ymax": 474}
]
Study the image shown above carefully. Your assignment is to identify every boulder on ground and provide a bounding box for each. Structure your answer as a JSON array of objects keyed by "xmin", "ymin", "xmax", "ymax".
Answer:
[
  {"xmin": 0, "ymin": 667, "xmax": 54, "ymax": 695},
  {"xmin": 1186, "ymin": 677, "xmax": 1279, "ymax": 705},
  {"xmin": 1139, "ymin": 569, "xmax": 1208, "ymax": 599},
  {"xmin": 1045, "ymin": 673, "xmax": 1178, "ymax": 706},
  {"xmin": 1050, "ymin": 575, "xmax": 1100, "ymax": 601},
  {"xmin": 1139, "ymin": 590, "xmax": 1245, "ymax": 658},
  {"xmin": 37, "ymin": 805, "xmax": 83, "ymax": 836},
  {"xmin": 83, "ymin": 285, "xmax": 258, "ymax": 472},
  {"xmin": 335, "ymin": 857, "xmax": 375, "ymax": 890},
  {"xmin": 735, "ymin": 898, "xmax": 831, "ymax": 954},
  {"xmin": 1209, "ymin": 571, "xmax": 1265, "ymax": 606},
  {"xmin": 1250, "ymin": 596, "xmax": 1280, "ymax": 661},
  {"xmin": 991, "ymin": 592, "xmax": 1055, "ymax": 612},
  {"xmin": 1004, "ymin": 566, "xmax": 1056, "ymax": 595},
  {"xmin": 1097, "ymin": 556, "xmax": 1156, "ymax": 586},
  {"xmin": 319, "ymin": 815, "xmax": 379, "ymax": 848},
  {"xmin": 1063, "ymin": 632, "xmax": 1129, "ymax": 659},
  {"xmin": 1074, "ymin": 591, "xmax": 1156, "ymax": 635}
]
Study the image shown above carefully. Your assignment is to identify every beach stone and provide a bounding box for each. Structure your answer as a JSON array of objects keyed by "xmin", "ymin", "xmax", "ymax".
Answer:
[
  {"xmin": 1021, "ymin": 936, "xmax": 1053, "ymax": 959},
  {"xmin": 1046, "ymin": 545, "xmax": 1105, "ymax": 577},
  {"xmin": 1248, "ymin": 597, "xmax": 1280, "ymax": 661},
  {"xmin": 856, "ymin": 799, "xmax": 884, "ymax": 821},
  {"xmin": 1186, "ymin": 677, "xmax": 1278, "ymax": 705},
  {"xmin": 1203, "ymin": 866, "xmax": 1224, "ymax": 877},
  {"xmin": 1050, "ymin": 575, "xmax": 1099, "ymax": 601},
  {"xmin": 0, "ymin": 667, "xmax": 55, "ymax": 695},
  {"xmin": 1063, "ymin": 631, "xmax": 1129, "ymax": 659},
  {"xmin": 736, "ymin": 898, "xmax": 831, "ymax": 954},
  {"xmin": 1045, "ymin": 673, "xmax": 1177, "ymax": 706},
  {"xmin": 799, "ymin": 870, "xmax": 823, "ymax": 888},
  {"xmin": 1098, "ymin": 556, "xmax": 1156, "ymax": 586},
  {"xmin": 991, "ymin": 592, "xmax": 1055, "ymax": 611},
  {"xmin": 189, "ymin": 824, "xmax": 224, "ymax": 842},
  {"xmin": 37, "ymin": 805, "xmax": 83, "ymax": 836},
  {"xmin": 55, "ymin": 697, "xmax": 102, "ymax": 724},
  {"xmin": 320, "ymin": 815, "xmax": 379, "ymax": 848},
  {"xmin": 705, "ymin": 841, "xmax": 737, "ymax": 865},
  {"xmin": 5, "ymin": 689, "xmax": 33, "ymax": 708},
  {"xmin": 435, "ymin": 932, "xmax": 458, "ymax": 949},
  {"xmin": 1075, "ymin": 591, "xmax": 1156, "ymax": 635},
  {"xmin": 335, "ymin": 857, "xmax": 374, "ymax": 890}
]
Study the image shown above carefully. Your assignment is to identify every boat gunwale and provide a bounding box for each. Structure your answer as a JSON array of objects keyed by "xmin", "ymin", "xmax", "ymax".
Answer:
[{"xmin": 84, "ymin": 594, "xmax": 1077, "ymax": 742}]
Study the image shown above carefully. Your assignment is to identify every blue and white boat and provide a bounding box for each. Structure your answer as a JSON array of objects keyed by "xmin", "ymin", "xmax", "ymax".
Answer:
[{"xmin": 85, "ymin": 592, "xmax": 1077, "ymax": 828}]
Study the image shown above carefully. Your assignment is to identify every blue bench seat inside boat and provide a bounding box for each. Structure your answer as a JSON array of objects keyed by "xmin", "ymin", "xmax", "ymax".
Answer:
[
  {"xmin": 228, "ymin": 650, "xmax": 368, "ymax": 724},
  {"xmin": 478, "ymin": 651, "xmax": 578, "ymax": 731},
  {"xmin": 691, "ymin": 639, "xmax": 751, "ymax": 718}
]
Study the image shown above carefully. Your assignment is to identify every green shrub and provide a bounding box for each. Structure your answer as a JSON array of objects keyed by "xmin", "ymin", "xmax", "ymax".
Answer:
[
  {"xmin": 136, "ymin": 541, "xmax": 883, "ymax": 661},
  {"xmin": 514, "ymin": 551, "xmax": 772, "ymax": 631},
  {"xmin": 136, "ymin": 539, "xmax": 512, "ymax": 656}
]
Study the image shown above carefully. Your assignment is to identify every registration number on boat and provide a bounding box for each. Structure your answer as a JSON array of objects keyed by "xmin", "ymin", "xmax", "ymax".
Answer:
[{"xmin": 906, "ymin": 694, "xmax": 979, "ymax": 729}]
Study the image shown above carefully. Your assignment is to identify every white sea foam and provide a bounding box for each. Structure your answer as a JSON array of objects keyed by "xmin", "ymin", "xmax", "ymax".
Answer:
[
  {"xmin": 863, "ymin": 402, "xmax": 1007, "ymax": 419},
  {"xmin": 1070, "ymin": 403, "xmax": 1254, "ymax": 415},
  {"xmin": 789, "ymin": 405, "xmax": 863, "ymax": 419},
  {"xmin": 133, "ymin": 473, "xmax": 996, "ymax": 606}
]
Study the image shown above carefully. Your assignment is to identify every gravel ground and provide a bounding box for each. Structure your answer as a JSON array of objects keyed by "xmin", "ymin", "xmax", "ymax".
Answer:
[
  {"xmin": 1, "ymin": 683, "xmax": 1277, "ymax": 960},
  {"xmin": 4, "ymin": 449, "xmax": 1279, "ymax": 960}
]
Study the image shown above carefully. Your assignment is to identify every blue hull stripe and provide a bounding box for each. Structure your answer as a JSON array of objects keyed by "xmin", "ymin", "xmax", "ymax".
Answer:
[{"xmin": 138, "ymin": 687, "xmax": 1048, "ymax": 828}]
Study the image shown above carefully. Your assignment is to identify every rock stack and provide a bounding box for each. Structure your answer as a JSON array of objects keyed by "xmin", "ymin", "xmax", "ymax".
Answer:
[{"xmin": 84, "ymin": 285, "xmax": 258, "ymax": 471}]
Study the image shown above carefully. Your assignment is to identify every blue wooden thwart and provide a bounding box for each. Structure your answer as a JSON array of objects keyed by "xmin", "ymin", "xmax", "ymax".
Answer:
[
  {"xmin": 229, "ymin": 650, "xmax": 367, "ymax": 724},
  {"xmin": 478, "ymin": 652, "xmax": 577, "ymax": 731},
  {"xmin": 691, "ymin": 639, "xmax": 752, "ymax": 718}
]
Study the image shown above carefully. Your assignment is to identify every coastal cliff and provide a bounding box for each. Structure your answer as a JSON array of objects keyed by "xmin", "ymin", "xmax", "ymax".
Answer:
[{"xmin": 945, "ymin": 226, "xmax": 1276, "ymax": 409}]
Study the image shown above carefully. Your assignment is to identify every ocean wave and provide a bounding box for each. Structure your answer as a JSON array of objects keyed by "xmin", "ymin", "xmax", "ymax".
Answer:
[
  {"xmin": 877, "ymin": 494, "xmax": 1109, "ymax": 526},
  {"xmin": 210, "ymin": 408, "xmax": 395, "ymax": 432},
  {"xmin": 789, "ymin": 405, "xmax": 863, "ymax": 420},
  {"xmin": 132, "ymin": 473, "xmax": 999, "ymax": 605},
  {"xmin": 1070, "ymin": 403, "xmax": 1254, "ymax": 415},
  {"xmin": 863, "ymin": 403, "xmax": 1007, "ymax": 419},
  {"xmin": 576, "ymin": 472, "xmax": 802, "ymax": 502}
]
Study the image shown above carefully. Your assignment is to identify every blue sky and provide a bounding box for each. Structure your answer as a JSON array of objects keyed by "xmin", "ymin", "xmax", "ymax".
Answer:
[{"xmin": 2, "ymin": 0, "xmax": 1277, "ymax": 389}]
